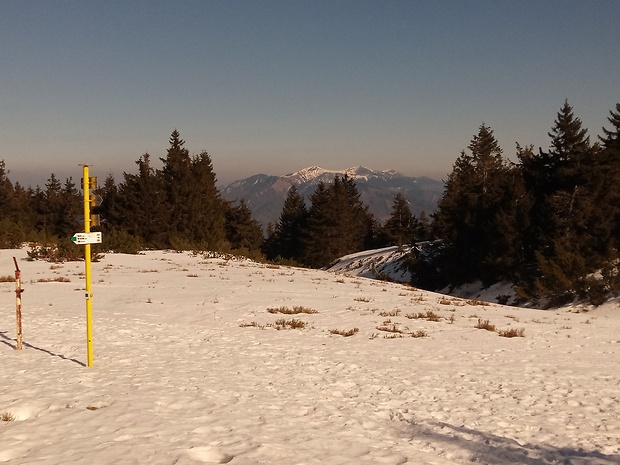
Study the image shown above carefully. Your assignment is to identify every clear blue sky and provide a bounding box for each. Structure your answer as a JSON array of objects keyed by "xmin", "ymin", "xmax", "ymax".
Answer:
[{"xmin": 1, "ymin": 0, "xmax": 619, "ymax": 188}]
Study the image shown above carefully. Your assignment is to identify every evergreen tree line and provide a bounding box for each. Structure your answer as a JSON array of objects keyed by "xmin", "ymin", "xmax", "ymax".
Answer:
[
  {"xmin": 0, "ymin": 131, "xmax": 264, "ymax": 259},
  {"xmin": 1, "ymin": 100, "xmax": 619, "ymax": 306},
  {"xmin": 0, "ymin": 129, "xmax": 431, "ymax": 265},
  {"xmin": 429, "ymin": 101, "xmax": 620, "ymax": 306}
]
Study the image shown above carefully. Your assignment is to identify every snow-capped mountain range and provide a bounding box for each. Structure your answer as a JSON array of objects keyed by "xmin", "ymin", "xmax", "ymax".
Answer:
[{"xmin": 221, "ymin": 166, "xmax": 445, "ymax": 229}]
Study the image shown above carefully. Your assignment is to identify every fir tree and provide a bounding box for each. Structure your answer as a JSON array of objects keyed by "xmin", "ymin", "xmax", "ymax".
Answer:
[
  {"xmin": 433, "ymin": 124, "xmax": 513, "ymax": 284},
  {"xmin": 224, "ymin": 200, "xmax": 263, "ymax": 252},
  {"xmin": 265, "ymin": 184, "xmax": 308, "ymax": 261},
  {"xmin": 0, "ymin": 160, "xmax": 30, "ymax": 247},
  {"xmin": 189, "ymin": 150, "xmax": 227, "ymax": 250},
  {"xmin": 381, "ymin": 192, "xmax": 419, "ymax": 247},
  {"xmin": 159, "ymin": 130, "xmax": 194, "ymax": 243},
  {"xmin": 115, "ymin": 154, "xmax": 166, "ymax": 247},
  {"xmin": 301, "ymin": 177, "xmax": 373, "ymax": 268},
  {"xmin": 520, "ymin": 101, "xmax": 601, "ymax": 302}
]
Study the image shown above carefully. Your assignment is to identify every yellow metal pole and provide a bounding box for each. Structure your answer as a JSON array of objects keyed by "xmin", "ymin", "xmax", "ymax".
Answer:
[{"xmin": 82, "ymin": 165, "xmax": 94, "ymax": 366}]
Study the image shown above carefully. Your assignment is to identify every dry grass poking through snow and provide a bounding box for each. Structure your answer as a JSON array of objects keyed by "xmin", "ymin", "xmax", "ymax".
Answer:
[
  {"xmin": 266, "ymin": 306, "xmax": 318, "ymax": 315},
  {"xmin": 329, "ymin": 328, "xmax": 359, "ymax": 337},
  {"xmin": 405, "ymin": 310, "xmax": 442, "ymax": 322},
  {"xmin": 35, "ymin": 277, "xmax": 71, "ymax": 283},
  {"xmin": 239, "ymin": 319, "xmax": 308, "ymax": 330},
  {"xmin": 475, "ymin": 318, "xmax": 497, "ymax": 332},
  {"xmin": 1, "ymin": 412, "xmax": 15, "ymax": 422},
  {"xmin": 498, "ymin": 327, "xmax": 526, "ymax": 338}
]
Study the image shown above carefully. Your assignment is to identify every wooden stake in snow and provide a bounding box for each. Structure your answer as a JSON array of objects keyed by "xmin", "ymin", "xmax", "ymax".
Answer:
[{"xmin": 13, "ymin": 256, "xmax": 23, "ymax": 350}]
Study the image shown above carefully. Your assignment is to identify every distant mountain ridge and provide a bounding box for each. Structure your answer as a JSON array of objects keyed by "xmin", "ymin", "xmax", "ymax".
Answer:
[{"xmin": 221, "ymin": 166, "xmax": 445, "ymax": 229}]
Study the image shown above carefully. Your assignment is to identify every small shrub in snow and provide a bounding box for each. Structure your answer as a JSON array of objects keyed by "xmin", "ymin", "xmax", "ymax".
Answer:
[
  {"xmin": 274, "ymin": 319, "xmax": 306, "ymax": 330},
  {"xmin": 411, "ymin": 330, "xmax": 428, "ymax": 338},
  {"xmin": 36, "ymin": 277, "xmax": 70, "ymax": 283},
  {"xmin": 0, "ymin": 275, "xmax": 15, "ymax": 282},
  {"xmin": 239, "ymin": 321, "xmax": 266, "ymax": 329},
  {"xmin": 475, "ymin": 319, "xmax": 496, "ymax": 332},
  {"xmin": 405, "ymin": 310, "xmax": 441, "ymax": 322},
  {"xmin": 378, "ymin": 309, "xmax": 401, "ymax": 317},
  {"xmin": 329, "ymin": 328, "xmax": 359, "ymax": 337},
  {"xmin": 376, "ymin": 323, "xmax": 403, "ymax": 333},
  {"xmin": 354, "ymin": 297, "xmax": 371, "ymax": 302},
  {"xmin": 498, "ymin": 328, "xmax": 525, "ymax": 338},
  {"xmin": 1, "ymin": 412, "xmax": 15, "ymax": 422},
  {"xmin": 267, "ymin": 306, "xmax": 318, "ymax": 315}
]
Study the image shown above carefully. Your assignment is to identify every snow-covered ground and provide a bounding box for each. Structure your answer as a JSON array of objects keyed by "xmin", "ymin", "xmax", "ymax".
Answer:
[{"xmin": 1, "ymin": 247, "xmax": 619, "ymax": 464}]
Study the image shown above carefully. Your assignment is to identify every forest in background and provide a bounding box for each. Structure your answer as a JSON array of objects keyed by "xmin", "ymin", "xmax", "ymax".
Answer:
[{"xmin": 1, "ymin": 101, "xmax": 619, "ymax": 307}]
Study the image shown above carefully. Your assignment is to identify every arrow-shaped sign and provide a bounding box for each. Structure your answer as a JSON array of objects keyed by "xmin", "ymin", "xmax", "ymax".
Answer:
[{"xmin": 71, "ymin": 232, "xmax": 102, "ymax": 245}]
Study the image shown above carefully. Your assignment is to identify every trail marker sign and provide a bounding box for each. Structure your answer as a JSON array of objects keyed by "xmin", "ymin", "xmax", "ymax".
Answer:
[{"xmin": 71, "ymin": 232, "xmax": 102, "ymax": 245}]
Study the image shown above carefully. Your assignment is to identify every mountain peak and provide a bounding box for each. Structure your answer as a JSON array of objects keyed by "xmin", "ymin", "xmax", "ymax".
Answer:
[
  {"xmin": 285, "ymin": 166, "xmax": 330, "ymax": 182},
  {"xmin": 222, "ymin": 166, "xmax": 444, "ymax": 229},
  {"xmin": 285, "ymin": 165, "xmax": 400, "ymax": 183}
]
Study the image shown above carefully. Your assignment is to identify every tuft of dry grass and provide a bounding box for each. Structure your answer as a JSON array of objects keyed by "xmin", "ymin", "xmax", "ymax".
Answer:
[
  {"xmin": 37, "ymin": 277, "xmax": 71, "ymax": 283},
  {"xmin": 274, "ymin": 318, "xmax": 307, "ymax": 330},
  {"xmin": 411, "ymin": 330, "xmax": 428, "ymax": 338},
  {"xmin": 376, "ymin": 323, "xmax": 403, "ymax": 333},
  {"xmin": 466, "ymin": 299, "xmax": 487, "ymax": 306},
  {"xmin": 405, "ymin": 310, "xmax": 441, "ymax": 322},
  {"xmin": 475, "ymin": 318, "xmax": 496, "ymax": 332},
  {"xmin": 329, "ymin": 328, "xmax": 359, "ymax": 337},
  {"xmin": 0, "ymin": 275, "xmax": 15, "ymax": 283},
  {"xmin": 378, "ymin": 309, "xmax": 401, "ymax": 317},
  {"xmin": 267, "ymin": 306, "xmax": 318, "ymax": 315},
  {"xmin": 354, "ymin": 297, "xmax": 371, "ymax": 302},
  {"xmin": 1, "ymin": 412, "xmax": 16, "ymax": 422},
  {"xmin": 498, "ymin": 328, "xmax": 525, "ymax": 338},
  {"xmin": 239, "ymin": 321, "xmax": 266, "ymax": 329}
]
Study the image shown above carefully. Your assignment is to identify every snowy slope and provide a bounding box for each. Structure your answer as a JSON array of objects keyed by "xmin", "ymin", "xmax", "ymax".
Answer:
[{"xmin": 1, "ymin": 248, "xmax": 619, "ymax": 464}]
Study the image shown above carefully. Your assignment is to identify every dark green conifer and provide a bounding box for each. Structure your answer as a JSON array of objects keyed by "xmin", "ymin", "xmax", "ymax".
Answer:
[
  {"xmin": 224, "ymin": 200, "xmax": 263, "ymax": 252},
  {"xmin": 265, "ymin": 184, "xmax": 308, "ymax": 261},
  {"xmin": 433, "ymin": 124, "xmax": 513, "ymax": 284}
]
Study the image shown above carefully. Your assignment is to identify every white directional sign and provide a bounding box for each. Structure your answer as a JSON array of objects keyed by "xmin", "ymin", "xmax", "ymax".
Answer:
[{"xmin": 71, "ymin": 232, "xmax": 103, "ymax": 245}]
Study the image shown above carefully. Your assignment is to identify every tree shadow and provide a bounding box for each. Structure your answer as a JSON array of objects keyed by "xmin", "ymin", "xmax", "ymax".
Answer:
[
  {"xmin": 0, "ymin": 330, "xmax": 86, "ymax": 367},
  {"xmin": 408, "ymin": 420, "xmax": 620, "ymax": 465}
]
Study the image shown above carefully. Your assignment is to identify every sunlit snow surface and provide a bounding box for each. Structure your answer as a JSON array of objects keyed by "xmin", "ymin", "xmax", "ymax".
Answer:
[{"xmin": 1, "ymin": 248, "xmax": 619, "ymax": 464}]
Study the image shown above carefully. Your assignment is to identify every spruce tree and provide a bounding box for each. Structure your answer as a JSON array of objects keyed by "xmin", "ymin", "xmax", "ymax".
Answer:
[
  {"xmin": 115, "ymin": 154, "xmax": 167, "ymax": 247},
  {"xmin": 265, "ymin": 184, "xmax": 308, "ymax": 261},
  {"xmin": 433, "ymin": 124, "xmax": 513, "ymax": 284},
  {"xmin": 189, "ymin": 150, "xmax": 227, "ymax": 250},
  {"xmin": 520, "ymin": 101, "xmax": 601, "ymax": 303},
  {"xmin": 381, "ymin": 192, "xmax": 419, "ymax": 247},
  {"xmin": 159, "ymin": 130, "xmax": 194, "ymax": 244},
  {"xmin": 301, "ymin": 177, "xmax": 373, "ymax": 268},
  {"xmin": 224, "ymin": 200, "xmax": 263, "ymax": 252},
  {"xmin": 0, "ymin": 160, "xmax": 29, "ymax": 247},
  {"xmin": 594, "ymin": 103, "xmax": 620, "ymax": 293}
]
